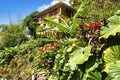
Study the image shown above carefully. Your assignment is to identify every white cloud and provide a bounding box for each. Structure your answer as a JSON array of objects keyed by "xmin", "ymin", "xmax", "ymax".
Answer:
[
  {"xmin": 62, "ymin": 0, "xmax": 70, "ymax": 5},
  {"xmin": 37, "ymin": 4, "xmax": 50, "ymax": 12},
  {"xmin": 37, "ymin": 0, "xmax": 70, "ymax": 12}
]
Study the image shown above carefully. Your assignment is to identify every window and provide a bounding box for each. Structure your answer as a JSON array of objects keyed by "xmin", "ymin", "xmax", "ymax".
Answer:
[
  {"xmin": 66, "ymin": 9, "xmax": 72, "ymax": 17},
  {"xmin": 39, "ymin": 14, "xmax": 47, "ymax": 22},
  {"xmin": 49, "ymin": 8, "xmax": 59, "ymax": 17}
]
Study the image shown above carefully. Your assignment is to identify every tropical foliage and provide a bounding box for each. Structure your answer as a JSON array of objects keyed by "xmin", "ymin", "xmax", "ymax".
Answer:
[
  {"xmin": 0, "ymin": 1, "xmax": 120, "ymax": 80},
  {"xmin": 0, "ymin": 24, "xmax": 27, "ymax": 49},
  {"xmin": 70, "ymin": 0, "xmax": 120, "ymax": 20},
  {"xmin": 44, "ymin": 1, "xmax": 85, "ymax": 37},
  {"xmin": 23, "ymin": 11, "xmax": 39, "ymax": 39}
]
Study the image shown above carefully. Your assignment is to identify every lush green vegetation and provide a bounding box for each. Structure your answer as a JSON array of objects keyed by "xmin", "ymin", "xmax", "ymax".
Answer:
[
  {"xmin": 70, "ymin": 0, "xmax": 120, "ymax": 20},
  {"xmin": 0, "ymin": 1, "xmax": 120, "ymax": 80},
  {"xmin": 23, "ymin": 11, "xmax": 39, "ymax": 39},
  {"xmin": 0, "ymin": 24, "xmax": 27, "ymax": 49}
]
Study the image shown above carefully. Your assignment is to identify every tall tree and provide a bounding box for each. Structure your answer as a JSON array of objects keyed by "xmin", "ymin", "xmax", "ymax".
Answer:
[
  {"xmin": 0, "ymin": 24, "xmax": 7, "ymax": 31},
  {"xmin": 23, "ymin": 11, "xmax": 39, "ymax": 39},
  {"xmin": 0, "ymin": 24, "xmax": 27, "ymax": 49}
]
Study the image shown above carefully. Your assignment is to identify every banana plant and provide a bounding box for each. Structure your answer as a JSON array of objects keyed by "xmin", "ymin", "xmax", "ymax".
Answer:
[{"xmin": 44, "ymin": 1, "xmax": 86, "ymax": 37}]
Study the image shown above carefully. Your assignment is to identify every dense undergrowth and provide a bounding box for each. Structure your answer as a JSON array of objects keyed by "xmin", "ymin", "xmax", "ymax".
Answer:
[{"xmin": 0, "ymin": 2, "xmax": 120, "ymax": 80}]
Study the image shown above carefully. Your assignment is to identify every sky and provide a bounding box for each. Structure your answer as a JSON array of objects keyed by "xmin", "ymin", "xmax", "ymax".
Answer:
[{"xmin": 0, "ymin": 0, "xmax": 70, "ymax": 24}]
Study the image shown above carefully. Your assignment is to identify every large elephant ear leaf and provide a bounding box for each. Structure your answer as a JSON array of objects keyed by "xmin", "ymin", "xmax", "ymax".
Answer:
[
  {"xmin": 103, "ymin": 45, "xmax": 120, "ymax": 63},
  {"xmin": 105, "ymin": 61, "xmax": 120, "ymax": 80},
  {"xmin": 68, "ymin": 45, "xmax": 92, "ymax": 70},
  {"xmin": 100, "ymin": 14, "xmax": 120, "ymax": 39}
]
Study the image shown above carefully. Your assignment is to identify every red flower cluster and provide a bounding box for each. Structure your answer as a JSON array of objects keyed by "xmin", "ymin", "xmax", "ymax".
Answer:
[
  {"xmin": 45, "ymin": 68, "xmax": 51, "ymax": 72},
  {"xmin": 88, "ymin": 19, "xmax": 102, "ymax": 30},
  {"xmin": 40, "ymin": 42, "xmax": 60, "ymax": 52},
  {"xmin": 49, "ymin": 42, "xmax": 54, "ymax": 47},
  {"xmin": 50, "ymin": 45, "xmax": 60, "ymax": 51},
  {"xmin": 88, "ymin": 22, "xmax": 96, "ymax": 30},
  {"xmin": 49, "ymin": 42, "xmax": 60, "ymax": 51}
]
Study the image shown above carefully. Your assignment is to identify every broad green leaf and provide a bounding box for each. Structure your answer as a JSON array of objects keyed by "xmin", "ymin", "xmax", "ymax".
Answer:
[
  {"xmin": 109, "ymin": 62, "xmax": 120, "ymax": 80},
  {"xmin": 83, "ymin": 71, "xmax": 102, "ymax": 80},
  {"xmin": 73, "ymin": 1, "xmax": 86, "ymax": 19},
  {"xmin": 115, "ymin": 10, "xmax": 120, "ymax": 16},
  {"xmin": 70, "ymin": 18, "xmax": 81, "ymax": 36},
  {"xmin": 70, "ymin": 1, "xmax": 86, "ymax": 36},
  {"xmin": 100, "ymin": 14, "xmax": 120, "ymax": 39},
  {"xmin": 85, "ymin": 59, "xmax": 100, "ymax": 73},
  {"xmin": 104, "ymin": 64, "xmax": 109, "ymax": 73},
  {"xmin": 105, "ymin": 61, "xmax": 120, "ymax": 80},
  {"xmin": 105, "ymin": 75, "xmax": 113, "ymax": 80},
  {"xmin": 68, "ymin": 45, "xmax": 92, "ymax": 70},
  {"xmin": 44, "ymin": 1, "xmax": 86, "ymax": 37},
  {"xmin": 83, "ymin": 57, "xmax": 101, "ymax": 80},
  {"xmin": 66, "ymin": 46, "xmax": 74, "ymax": 53},
  {"xmin": 44, "ymin": 18, "xmax": 69, "ymax": 34},
  {"xmin": 103, "ymin": 45, "xmax": 120, "ymax": 63}
]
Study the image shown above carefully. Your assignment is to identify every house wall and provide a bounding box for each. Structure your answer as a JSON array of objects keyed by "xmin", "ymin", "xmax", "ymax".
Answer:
[
  {"xmin": 61, "ymin": 7, "xmax": 74, "ymax": 18},
  {"xmin": 38, "ymin": 7, "xmax": 61, "ymax": 22},
  {"xmin": 37, "ymin": 4, "xmax": 75, "ymax": 37}
]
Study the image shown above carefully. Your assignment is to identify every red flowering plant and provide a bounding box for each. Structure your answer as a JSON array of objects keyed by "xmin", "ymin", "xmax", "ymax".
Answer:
[
  {"xmin": 88, "ymin": 22, "xmax": 96, "ymax": 30},
  {"xmin": 34, "ymin": 41, "xmax": 61, "ymax": 72},
  {"xmin": 76, "ymin": 19, "xmax": 103, "ymax": 51},
  {"xmin": 87, "ymin": 20, "xmax": 102, "ymax": 35},
  {"xmin": 49, "ymin": 42, "xmax": 54, "ymax": 47},
  {"xmin": 33, "ymin": 3, "xmax": 120, "ymax": 80},
  {"xmin": 55, "ymin": 32, "xmax": 66, "ymax": 40},
  {"xmin": 35, "ymin": 46, "xmax": 53, "ymax": 68},
  {"xmin": 45, "ymin": 67, "xmax": 52, "ymax": 73},
  {"xmin": 48, "ymin": 41, "xmax": 60, "ymax": 51},
  {"xmin": 88, "ymin": 19, "xmax": 102, "ymax": 30}
]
